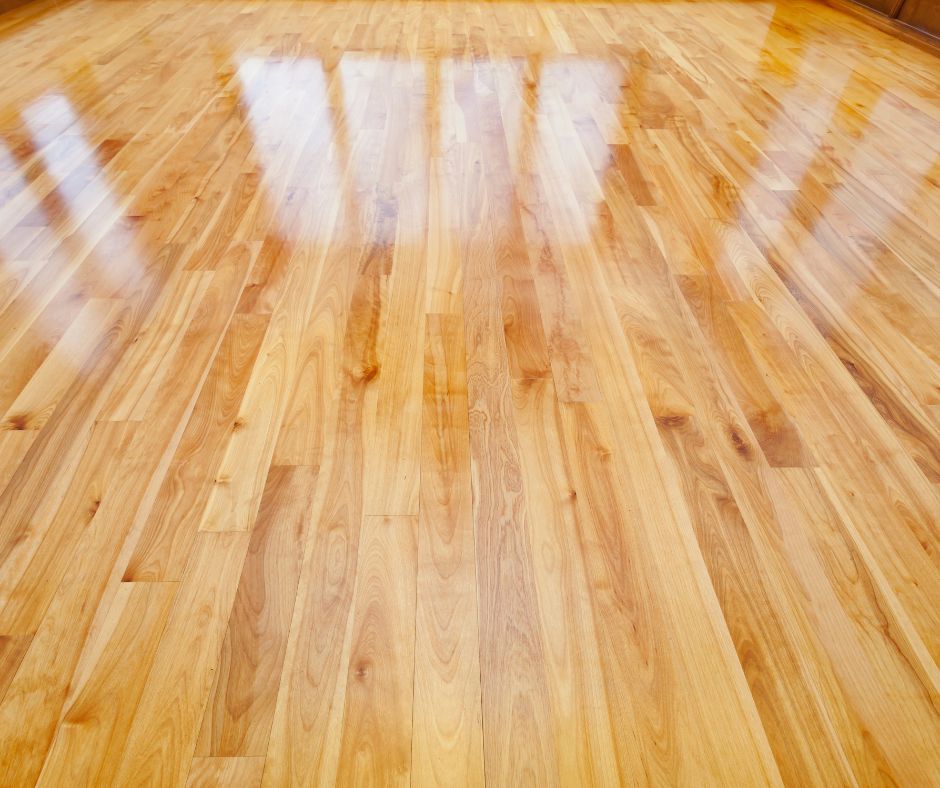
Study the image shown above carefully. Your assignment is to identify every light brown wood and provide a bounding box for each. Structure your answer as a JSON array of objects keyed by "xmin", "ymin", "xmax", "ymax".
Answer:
[
  {"xmin": 412, "ymin": 313, "xmax": 485, "ymax": 785},
  {"xmin": 37, "ymin": 581, "xmax": 177, "ymax": 787},
  {"xmin": 185, "ymin": 756, "xmax": 264, "ymax": 788},
  {"xmin": 336, "ymin": 515, "xmax": 417, "ymax": 786},
  {"xmin": 0, "ymin": 0, "xmax": 938, "ymax": 785},
  {"xmin": 196, "ymin": 464, "xmax": 318, "ymax": 758}
]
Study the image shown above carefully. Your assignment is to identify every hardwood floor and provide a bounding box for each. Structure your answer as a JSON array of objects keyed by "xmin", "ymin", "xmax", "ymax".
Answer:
[{"xmin": 0, "ymin": 0, "xmax": 937, "ymax": 784}]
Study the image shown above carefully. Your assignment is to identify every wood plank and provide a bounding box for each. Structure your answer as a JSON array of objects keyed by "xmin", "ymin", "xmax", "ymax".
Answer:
[
  {"xmin": 767, "ymin": 468, "xmax": 940, "ymax": 783},
  {"xmin": 122, "ymin": 311, "xmax": 268, "ymax": 581},
  {"xmin": 676, "ymin": 274, "xmax": 814, "ymax": 467},
  {"xmin": 36, "ymin": 582, "xmax": 177, "ymax": 787},
  {"xmin": 336, "ymin": 515, "xmax": 417, "ymax": 786},
  {"xmin": 261, "ymin": 264, "xmax": 380, "ymax": 786},
  {"xmin": 113, "ymin": 531, "xmax": 251, "ymax": 786},
  {"xmin": 0, "ymin": 430, "xmax": 35, "ymax": 500},
  {"xmin": 198, "ymin": 188, "xmax": 328, "ymax": 532},
  {"xmin": 97, "ymin": 270, "xmax": 214, "ymax": 421},
  {"xmin": 539, "ymin": 190, "xmax": 781, "ymax": 784},
  {"xmin": 461, "ymin": 262, "xmax": 559, "ymax": 785},
  {"xmin": 411, "ymin": 314, "xmax": 484, "ymax": 786},
  {"xmin": 196, "ymin": 464, "xmax": 318, "ymax": 757},
  {"xmin": 186, "ymin": 756, "xmax": 265, "ymax": 788},
  {"xmin": 731, "ymin": 299, "xmax": 940, "ymax": 661},
  {"xmin": 197, "ymin": 261, "xmax": 309, "ymax": 533},
  {"xmin": 2, "ymin": 298, "xmax": 125, "ymax": 430},
  {"xmin": 0, "ymin": 420, "xmax": 136, "ymax": 637},
  {"xmin": 518, "ymin": 185, "xmax": 602, "ymax": 403},
  {"xmin": 510, "ymin": 376, "xmax": 621, "ymax": 783},
  {"xmin": 362, "ymin": 188, "xmax": 425, "ymax": 516}
]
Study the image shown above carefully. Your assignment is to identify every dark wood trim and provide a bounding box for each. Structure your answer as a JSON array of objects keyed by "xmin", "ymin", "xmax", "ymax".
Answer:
[
  {"xmin": 0, "ymin": 0, "xmax": 35, "ymax": 12},
  {"xmin": 0, "ymin": 0, "xmax": 78, "ymax": 42},
  {"xmin": 887, "ymin": 0, "xmax": 907, "ymax": 17},
  {"xmin": 0, "ymin": 0, "xmax": 68, "ymax": 17},
  {"xmin": 816, "ymin": 0, "xmax": 940, "ymax": 54}
]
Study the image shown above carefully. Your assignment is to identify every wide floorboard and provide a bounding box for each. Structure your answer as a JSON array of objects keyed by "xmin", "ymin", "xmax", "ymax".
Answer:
[{"xmin": 0, "ymin": 0, "xmax": 938, "ymax": 784}]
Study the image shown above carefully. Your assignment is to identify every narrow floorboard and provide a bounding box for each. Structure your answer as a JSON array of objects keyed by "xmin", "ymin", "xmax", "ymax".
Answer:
[{"xmin": 0, "ymin": 0, "xmax": 938, "ymax": 784}]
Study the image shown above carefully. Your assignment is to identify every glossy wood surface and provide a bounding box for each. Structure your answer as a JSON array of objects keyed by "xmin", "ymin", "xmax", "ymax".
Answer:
[{"xmin": 0, "ymin": 0, "xmax": 938, "ymax": 784}]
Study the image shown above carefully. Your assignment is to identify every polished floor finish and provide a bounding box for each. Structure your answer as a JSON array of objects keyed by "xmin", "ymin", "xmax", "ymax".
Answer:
[{"xmin": 0, "ymin": 0, "xmax": 938, "ymax": 784}]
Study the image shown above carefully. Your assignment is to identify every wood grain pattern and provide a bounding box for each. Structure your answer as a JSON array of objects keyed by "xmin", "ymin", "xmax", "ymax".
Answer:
[
  {"xmin": 336, "ymin": 515, "xmax": 417, "ymax": 786},
  {"xmin": 0, "ymin": 0, "xmax": 938, "ymax": 784},
  {"xmin": 186, "ymin": 756, "xmax": 264, "ymax": 788},
  {"xmin": 196, "ymin": 464, "xmax": 318, "ymax": 757},
  {"xmin": 114, "ymin": 531, "xmax": 251, "ymax": 787},
  {"xmin": 412, "ymin": 314, "xmax": 484, "ymax": 785},
  {"xmin": 122, "ymin": 311, "xmax": 268, "ymax": 581},
  {"xmin": 36, "ymin": 581, "xmax": 177, "ymax": 787}
]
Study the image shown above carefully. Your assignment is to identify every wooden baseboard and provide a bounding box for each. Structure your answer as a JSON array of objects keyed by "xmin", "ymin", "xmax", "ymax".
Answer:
[
  {"xmin": 1, "ymin": 0, "xmax": 76, "ymax": 17},
  {"xmin": 2, "ymin": 0, "xmax": 936, "ymax": 54},
  {"xmin": 0, "ymin": 0, "xmax": 35, "ymax": 12},
  {"xmin": 815, "ymin": 0, "xmax": 940, "ymax": 53}
]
